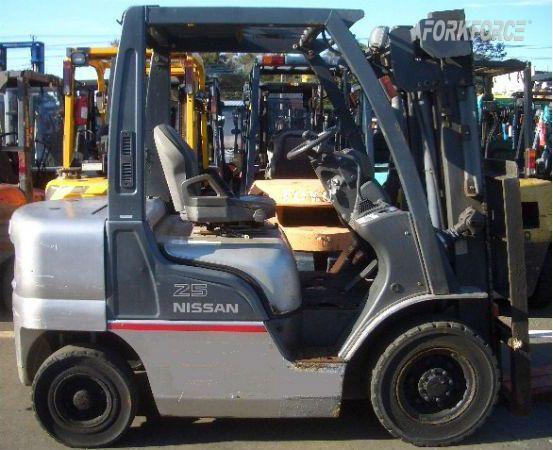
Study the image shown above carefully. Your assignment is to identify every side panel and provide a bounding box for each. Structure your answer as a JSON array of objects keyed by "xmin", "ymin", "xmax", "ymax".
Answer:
[
  {"xmin": 106, "ymin": 224, "xmax": 344, "ymax": 416},
  {"xmin": 339, "ymin": 208, "xmax": 428, "ymax": 358},
  {"xmin": 107, "ymin": 223, "xmax": 268, "ymax": 321},
  {"xmin": 111, "ymin": 321, "xmax": 344, "ymax": 418}
]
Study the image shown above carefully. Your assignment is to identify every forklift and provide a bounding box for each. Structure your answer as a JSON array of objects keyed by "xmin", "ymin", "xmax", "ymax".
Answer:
[
  {"xmin": 11, "ymin": 7, "xmax": 531, "ymax": 447},
  {"xmin": 474, "ymin": 59, "xmax": 551, "ymax": 307},
  {"xmin": 0, "ymin": 39, "xmax": 45, "ymax": 73},
  {"xmin": 1, "ymin": 70, "xmax": 62, "ymax": 310},
  {"xmin": 242, "ymin": 53, "xmax": 328, "ymax": 182},
  {"xmin": 45, "ymin": 48, "xmax": 210, "ymax": 200}
]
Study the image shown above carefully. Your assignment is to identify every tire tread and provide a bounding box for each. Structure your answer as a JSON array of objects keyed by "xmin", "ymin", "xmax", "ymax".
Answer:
[
  {"xmin": 370, "ymin": 320, "xmax": 500, "ymax": 447},
  {"xmin": 32, "ymin": 344, "xmax": 137, "ymax": 448}
]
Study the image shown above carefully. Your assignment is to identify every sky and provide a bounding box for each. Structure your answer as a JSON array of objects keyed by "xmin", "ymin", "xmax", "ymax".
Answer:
[{"xmin": 1, "ymin": 0, "xmax": 551, "ymax": 76}]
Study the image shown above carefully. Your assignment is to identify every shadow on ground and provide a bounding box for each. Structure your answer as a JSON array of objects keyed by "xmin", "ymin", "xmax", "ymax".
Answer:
[{"xmin": 119, "ymin": 398, "xmax": 552, "ymax": 448}]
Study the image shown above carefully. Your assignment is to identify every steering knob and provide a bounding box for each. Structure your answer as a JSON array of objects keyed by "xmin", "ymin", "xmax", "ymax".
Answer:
[{"xmin": 302, "ymin": 130, "xmax": 318, "ymax": 141}]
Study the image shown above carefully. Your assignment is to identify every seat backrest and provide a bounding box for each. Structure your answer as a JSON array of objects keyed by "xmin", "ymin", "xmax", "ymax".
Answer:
[
  {"xmin": 268, "ymin": 129, "xmax": 317, "ymax": 179},
  {"xmin": 153, "ymin": 124, "xmax": 199, "ymax": 212}
]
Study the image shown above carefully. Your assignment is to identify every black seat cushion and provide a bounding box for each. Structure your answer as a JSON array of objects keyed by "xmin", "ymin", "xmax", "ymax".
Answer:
[{"xmin": 267, "ymin": 129, "xmax": 317, "ymax": 179}]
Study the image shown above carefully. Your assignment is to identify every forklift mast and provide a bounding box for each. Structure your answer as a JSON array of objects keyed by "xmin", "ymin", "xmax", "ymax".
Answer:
[{"xmin": 373, "ymin": 12, "xmax": 530, "ymax": 410}]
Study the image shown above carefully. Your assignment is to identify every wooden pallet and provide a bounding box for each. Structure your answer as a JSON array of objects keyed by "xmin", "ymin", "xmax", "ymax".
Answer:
[{"xmin": 250, "ymin": 179, "xmax": 351, "ymax": 253}]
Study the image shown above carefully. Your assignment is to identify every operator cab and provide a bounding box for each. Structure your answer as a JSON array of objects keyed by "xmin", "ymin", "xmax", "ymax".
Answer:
[
  {"xmin": 151, "ymin": 112, "xmax": 390, "ymax": 344},
  {"xmin": 109, "ymin": 4, "xmax": 460, "ymax": 377}
]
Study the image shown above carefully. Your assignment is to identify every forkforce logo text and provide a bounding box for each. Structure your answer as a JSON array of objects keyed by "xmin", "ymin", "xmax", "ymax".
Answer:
[{"xmin": 414, "ymin": 19, "xmax": 528, "ymax": 42}]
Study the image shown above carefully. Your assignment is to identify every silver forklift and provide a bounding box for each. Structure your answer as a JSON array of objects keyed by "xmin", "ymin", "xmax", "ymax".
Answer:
[{"xmin": 10, "ymin": 7, "xmax": 530, "ymax": 448}]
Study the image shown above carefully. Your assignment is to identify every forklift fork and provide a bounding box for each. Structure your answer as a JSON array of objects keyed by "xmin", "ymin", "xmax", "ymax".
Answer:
[{"xmin": 488, "ymin": 159, "xmax": 531, "ymax": 415}]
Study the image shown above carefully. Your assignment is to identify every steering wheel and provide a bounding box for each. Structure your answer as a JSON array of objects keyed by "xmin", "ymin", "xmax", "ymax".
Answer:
[{"xmin": 286, "ymin": 126, "xmax": 338, "ymax": 160}]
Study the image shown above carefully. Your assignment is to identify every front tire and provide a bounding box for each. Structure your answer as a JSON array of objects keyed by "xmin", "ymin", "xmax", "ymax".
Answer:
[
  {"xmin": 32, "ymin": 345, "xmax": 137, "ymax": 448},
  {"xmin": 370, "ymin": 321, "xmax": 499, "ymax": 447}
]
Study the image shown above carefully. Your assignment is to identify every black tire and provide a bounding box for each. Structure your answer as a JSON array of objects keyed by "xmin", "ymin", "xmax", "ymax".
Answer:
[
  {"xmin": 1, "ymin": 257, "xmax": 14, "ymax": 312},
  {"xmin": 528, "ymin": 246, "xmax": 551, "ymax": 309},
  {"xmin": 370, "ymin": 321, "xmax": 499, "ymax": 447},
  {"xmin": 32, "ymin": 345, "xmax": 137, "ymax": 448}
]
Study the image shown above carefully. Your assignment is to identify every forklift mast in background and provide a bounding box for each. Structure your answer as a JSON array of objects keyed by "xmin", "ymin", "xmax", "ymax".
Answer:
[
  {"xmin": 0, "ymin": 39, "xmax": 45, "ymax": 73},
  {"xmin": 0, "ymin": 70, "xmax": 61, "ymax": 198}
]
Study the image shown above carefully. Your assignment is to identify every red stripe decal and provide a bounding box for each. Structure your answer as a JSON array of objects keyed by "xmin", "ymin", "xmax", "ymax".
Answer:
[{"xmin": 108, "ymin": 322, "xmax": 266, "ymax": 333}]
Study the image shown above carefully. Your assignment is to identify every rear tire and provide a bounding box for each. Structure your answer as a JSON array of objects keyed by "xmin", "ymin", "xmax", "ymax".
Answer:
[
  {"xmin": 32, "ymin": 345, "xmax": 137, "ymax": 448},
  {"xmin": 370, "ymin": 321, "xmax": 499, "ymax": 447}
]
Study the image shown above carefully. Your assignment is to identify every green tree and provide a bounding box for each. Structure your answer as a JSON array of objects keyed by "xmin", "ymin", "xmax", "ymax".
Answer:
[
  {"xmin": 472, "ymin": 32, "xmax": 507, "ymax": 61},
  {"xmin": 199, "ymin": 53, "xmax": 220, "ymax": 65}
]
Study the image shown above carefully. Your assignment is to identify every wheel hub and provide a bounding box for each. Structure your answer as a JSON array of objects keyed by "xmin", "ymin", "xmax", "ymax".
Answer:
[
  {"xmin": 417, "ymin": 368, "xmax": 453, "ymax": 403},
  {"xmin": 72, "ymin": 389, "xmax": 92, "ymax": 411}
]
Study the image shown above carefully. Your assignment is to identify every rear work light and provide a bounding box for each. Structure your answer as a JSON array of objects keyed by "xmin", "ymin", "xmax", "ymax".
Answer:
[{"xmin": 261, "ymin": 54, "xmax": 286, "ymax": 66}]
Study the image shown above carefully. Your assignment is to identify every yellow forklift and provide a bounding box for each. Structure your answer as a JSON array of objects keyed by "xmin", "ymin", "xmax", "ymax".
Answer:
[
  {"xmin": 475, "ymin": 60, "xmax": 552, "ymax": 307},
  {"xmin": 45, "ymin": 48, "xmax": 209, "ymax": 200}
]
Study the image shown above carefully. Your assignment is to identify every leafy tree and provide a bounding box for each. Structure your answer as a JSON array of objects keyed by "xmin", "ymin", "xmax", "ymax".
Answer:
[
  {"xmin": 199, "ymin": 53, "xmax": 220, "ymax": 65},
  {"xmin": 230, "ymin": 53, "xmax": 256, "ymax": 75},
  {"xmin": 472, "ymin": 32, "xmax": 507, "ymax": 61},
  {"xmin": 199, "ymin": 53, "xmax": 256, "ymax": 99}
]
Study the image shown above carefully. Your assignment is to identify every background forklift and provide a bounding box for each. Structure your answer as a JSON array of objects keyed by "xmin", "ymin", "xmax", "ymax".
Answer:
[
  {"xmin": 11, "ymin": 7, "xmax": 532, "ymax": 448},
  {"xmin": 0, "ymin": 39, "xmax": 45, "ymax": 74},
  {"xmin": 1, "ymin": 69, "xmax": 62, "ymax": 311},
  {"xmin": 44, "ymin": 47, "xmax": 124, "ymax": 200},
  {"xmin": 475, "ymin": 59, "xmax": 551, "ymax": 307},
  {"xmin": 243, "ymin": 54, "xmax": 351, "ymax": 269},
  {"xmin": 45, "ymin": 48, "xmax": 211, "ymax": 200}
]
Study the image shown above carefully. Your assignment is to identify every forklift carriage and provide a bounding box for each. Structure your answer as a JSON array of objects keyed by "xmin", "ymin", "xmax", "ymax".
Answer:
[{"xmin": 10, "ymin": 7, "xmax": 530, "ymax": 448}]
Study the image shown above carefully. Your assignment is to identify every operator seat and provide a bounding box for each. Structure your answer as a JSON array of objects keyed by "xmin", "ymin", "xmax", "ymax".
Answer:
[
  {"xmin": 267, "ymin": 129, "xmax": 317, "ymax": 179},
  {"xmin": 154, "ymin": 124, "xmax": 275, "ymax": 224}
]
